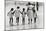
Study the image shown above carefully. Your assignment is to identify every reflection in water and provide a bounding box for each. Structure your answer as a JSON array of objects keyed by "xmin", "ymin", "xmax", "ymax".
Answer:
[
  {"xmin": 30, "ymin": 23, "xmax": 37, "ymax": 29},
  {"xmin": 33, "ymin": 23, "xmax": 37, "ymax": 29}
]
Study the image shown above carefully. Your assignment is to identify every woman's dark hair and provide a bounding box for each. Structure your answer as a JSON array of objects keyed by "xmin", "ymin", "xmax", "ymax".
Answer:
[
  {"xmin": 17, "ymin": 6, "xmax": 20, "ymax": 9},
  {"xmin": 11, "ymin": 8, "xmax": 14, "ymax": 11},
  {"xmin": 28, "ymin": 2, "xmax": 31, "ymax": 5},
  {"xmin": 36, "ymin": 2, "xmax": 39, "ymax": 11}
]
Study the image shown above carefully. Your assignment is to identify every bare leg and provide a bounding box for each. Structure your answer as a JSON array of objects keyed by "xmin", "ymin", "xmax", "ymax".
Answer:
[
  {"xmin": 11, "ymin": 17, "xmax": 13, "ymax": 26},
  {"xmin": 16, "ymin": 17, "xmax": 19, "ymax": 25},
  {"xmin": 28, "ymin": 18, "xmax": 30, "ymax": 24},
  {"xmin": 9, "ymin": 18, "xmax": 11, "ymax": 25},
  {"xmin": 9, "ymin": 17, "xmax": 13, "ymax": 26},
  {"xmin": 34, "ymin": 17, "xmax": 36, "ymax": 23},
  {"xmin": 31, "ymin": 19, "xmax": 32, "ymax": 23},
  {"xmin": 22, "ymin": 17, "xmax": 25, "ymax": 25}
]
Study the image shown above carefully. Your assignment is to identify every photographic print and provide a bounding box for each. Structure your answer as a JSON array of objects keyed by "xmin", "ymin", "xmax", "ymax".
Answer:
[{"xmin": 4, "ymin": 0, "xmax": 44, "ymax": 31}]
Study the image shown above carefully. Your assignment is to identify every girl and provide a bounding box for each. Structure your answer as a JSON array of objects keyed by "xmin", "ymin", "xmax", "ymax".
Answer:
[{"xmin": 7, "ymin": 8, "xmax": 14, "ymax": 26}]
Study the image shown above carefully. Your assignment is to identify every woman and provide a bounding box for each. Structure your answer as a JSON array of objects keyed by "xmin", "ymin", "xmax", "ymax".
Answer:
[{"xmin": 27, "ymin": 7, "xmax": 33, "ymax": 24}]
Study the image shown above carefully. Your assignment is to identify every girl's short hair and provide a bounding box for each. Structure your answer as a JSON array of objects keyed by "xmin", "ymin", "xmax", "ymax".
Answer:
[
  {"xmin": 11, "ymin": 8, "xmax": 14, "ymax": 11},
  {"xmin": 17, "ymin": 6, "xmax": 20, "ymax": 9}
]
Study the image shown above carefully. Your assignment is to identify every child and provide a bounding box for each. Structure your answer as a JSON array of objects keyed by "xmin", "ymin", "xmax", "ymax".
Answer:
[
  {"xmin": 19, "ymin": 8, "xmax": 27, "ymax": 25},
  {"xmin": 7, "ymin": 8, "xmax": 14, "ymax": 26},
  {"xmin": 22, "ymin": 8, "xmax": 26, "ymax": 25},
  {"xmin": 14, "ymin": 6, "xmax": 20, "ymax": 25}
]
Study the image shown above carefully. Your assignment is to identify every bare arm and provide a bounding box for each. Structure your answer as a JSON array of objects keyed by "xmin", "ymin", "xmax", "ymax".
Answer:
[
  {"xmin": 7, "ymin": 11, "xmax": 10, "ymax": 16},
  {"xmin": 18, "ymin": 10, "xmax": 23, "ymax": 14},
  {"xmin": 12, "ymin": 11, "xmax": 15, "ymax": 14}
]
